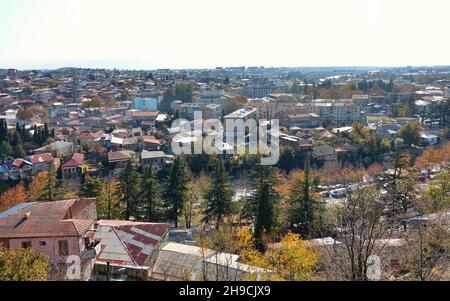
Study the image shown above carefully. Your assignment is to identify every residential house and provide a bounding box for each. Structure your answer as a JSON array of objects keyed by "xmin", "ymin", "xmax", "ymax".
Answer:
[
  {"xmin": 420, "ymin": 132, "xmax": 439, "ymax": 145},
  {"xmin": 312, "ymin": 144, "xmax": 337, "ymax": 163},
  {"xmin": 33, "ymin": 141, "xmax": 73, "ymax": 157},
  {"xmin": 26, "ymin": 153, "xmax": 61, "ymax": 174},
  {"xmin": 0, "ymin": 198, "xmax": 99, "ymax": 280},
  {"xmin": 8, "ymin": 158, "xmax": 33, "ymax": 180},
  {"xmin": 131, "ymin": 111, "xmax": 159, "ymax": 127},
  {"xmin": 107, "ymin": 150, "xmax": 135, "ymax": 173},
  {"xmin": 140, "ymin": 150, "xmax": 174, "ymax": 173},
  {"xmin": 61, "ymin": 153, "xmax": 85, "ymax": 182},
  {"xmin": 78, "ymin": 130, "xmax": 105, "ymax": 151},
  {"xmin": 141, "ymin": 135, "xmax": 161, "ymax": 151}
]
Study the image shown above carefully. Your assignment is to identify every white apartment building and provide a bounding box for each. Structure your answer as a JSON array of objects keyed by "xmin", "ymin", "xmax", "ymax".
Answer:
[{"xmin": 302, "ymin": 100, "xmax": 364, "ymax": 126}]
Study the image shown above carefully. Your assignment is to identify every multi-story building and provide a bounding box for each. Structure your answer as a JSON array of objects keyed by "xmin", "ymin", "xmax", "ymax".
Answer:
[
  {"xmin": 302, "ymin": 100, "xmax": 364, "ymax": 126},
  {"xmin": 180, "ymin": 103, "xmax": 222, "ymax": 120},
  {"xmin": 0, "ymin": 198, "xmax": 99, "ymax": 280},
  {"xmin": 134, "ymin": 96, "xmax": 158, "ymax": 111}
]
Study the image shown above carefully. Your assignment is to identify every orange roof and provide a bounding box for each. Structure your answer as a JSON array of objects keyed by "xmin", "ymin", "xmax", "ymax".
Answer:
[
  {"xmin": 0, "ymin": 199, "xmax": 96, "ymax": 238},
  {"xmin": 132, "ymin": 111, "xmax": 159, "ymax": 118},
  {"xmin": 142, "ymin": 135, "xmax": 160, "ymax": 145}
]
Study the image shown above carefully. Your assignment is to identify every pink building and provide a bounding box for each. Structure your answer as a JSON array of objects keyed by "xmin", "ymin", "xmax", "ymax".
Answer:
[{"xmin": 0, "ymin": 198, "xmax": 99, "ymax": 280}]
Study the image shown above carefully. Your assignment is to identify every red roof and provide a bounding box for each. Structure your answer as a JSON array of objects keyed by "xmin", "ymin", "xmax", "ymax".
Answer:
[
  {"xmin": 62, "ymin": 153, "xmax": 84, "ymax": 169},
  {"xmin": 27, "ymin": 153, "xmax": 55, "ymax": 164},
  {"xmin": 132, "ymin": 111, "xmax": 159, "ymax": 118},
  {"xmin": 142, "ymin": 135, "xmax": 161, "ymax": 145},
  {"xmin": 96, "ymin": 220, "xmax": 170, "ymax": 266},
  {"xmin": 0, "ymin": 199, "xmax": 96, "ymax": 238}
]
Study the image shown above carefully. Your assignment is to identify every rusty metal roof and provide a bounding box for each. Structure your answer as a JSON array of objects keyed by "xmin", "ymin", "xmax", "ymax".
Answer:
[
  {"xmin": 0, "ymin": 199, "xmax": 96, "ymax": 238},
  {"xmin": 95, "ymin": 220, "xmax": 170, "ymax": 267}
]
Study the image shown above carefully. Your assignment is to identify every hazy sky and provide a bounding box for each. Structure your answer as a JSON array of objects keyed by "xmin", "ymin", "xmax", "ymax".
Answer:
[{"xmin": 1, "ymin": 0, "xmax": 449, "ymax": 70}]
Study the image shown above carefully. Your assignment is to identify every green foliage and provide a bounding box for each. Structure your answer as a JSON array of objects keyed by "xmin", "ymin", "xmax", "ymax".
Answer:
[
  {"xmin": 140, "ymin": 165, "xmax": 161, "ymax": 221},
  {"xmin": 289, "ymin": 154, "xmax": 324, "ymax": 238},
  {"xmin": 243, "ymin": 165, "xmax": 281, "ymax": 251},
  {"xmin": 278, "ymin": 146, "xmax": 295, "ymax": 174},
  {"xmin": 162, "ymin": 156, "xmax": 189, "ymax": 228},
  {"xmin": 398, "ymin": 122, "xmax": 421, "ymax": 146},
  {"xmin": 118, "ymin": 160, "xmax": 140, "ymax": 219},
  {"xmin": 79, "ymin": 177, "xmax": 104, "ymax": 197},
  {"xmin": 203, "ymin": 160, "xmax": 234, "ymax": 228}
]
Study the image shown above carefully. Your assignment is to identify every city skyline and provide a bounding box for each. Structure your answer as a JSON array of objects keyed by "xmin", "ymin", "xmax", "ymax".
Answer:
[{"xmin": 1, "ymin": 0, "xmax": 450, "ymax": 70}]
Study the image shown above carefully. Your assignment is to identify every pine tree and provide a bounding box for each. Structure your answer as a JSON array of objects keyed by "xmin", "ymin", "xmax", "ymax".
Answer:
[
  {"xmin": 162, "ymin": 156, "xmax": 188, "ymax": 228},
  {"xmin": 203, "ymin": 160, "xmax": 234, "ymax": 229},
  {"xmin": 118, "ymin": 160, "xmax": 140, "ymax": 220},
  {"xmin": 140, "ymin": 165, "xmax": 160, "ymax": 222}
]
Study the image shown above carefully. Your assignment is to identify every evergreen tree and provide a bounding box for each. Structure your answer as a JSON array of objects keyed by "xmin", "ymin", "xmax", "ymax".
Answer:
[
  {"xmin": 162, "ymin": 156, "xmax": 188, "ymax": 228},
  {"xmin": 13, "ymin": 144, "xmax": 26, "ymax": 159},
  {"xmin": 79, "ymin": 177, "xmax": 104, "ymax": 197},
  {"xmin": 289, "ymin": 153, "xmax": 324, "ymax": 238},
  {"xmin": 203, "ymin": 160, "xmax": 234, "ymax": 229},
  {"xmin": 278, "ymin": 146, "xmax": 295, "ymax": 173},
  {"xmin": 46, "ymin": 161, "xmax": 57, "ymax": 201},
  {"xmin": 0, "ymin": 141, "xmax": 14, "ymax": 159},
  {"xmin": 243, "ymin": 165, "xmax": 280, "ymax": 252},
  {"xmin": 140, "ymin": 165, "xmax": 160, "ymax": 222},
  {"xmin": 118, "ymin": 160, "xmax": 140, "ymax": 220}
]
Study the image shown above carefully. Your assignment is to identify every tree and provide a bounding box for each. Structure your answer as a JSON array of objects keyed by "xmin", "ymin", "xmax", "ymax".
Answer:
[
  {"xmin": 289, "ymin": 154, "xmax": 324, "ymax": 238},
  {"xmin": 79, "ymin": 177, "xmax": 104, "ymax": 197},
  {"xmin": 118, "ymin": 160, "xmax": 140, "ymax": 220},
  {"xmin": 241, "ymin": 231, "xmax": 319, "ymax": 281},
  {"xmin": 398, "ymin": 122, "xmax": 421, "ymax": 146},
  {"xmin": 45, "ymin": 161, "xmax": 57, "ymax": 201},
  {"xmin": 0, "ymin": 141, "xmax": 13, "ymax": 158},
  {"xmin": 27, "ymin": 171, "xmax": 48, "ymax": 202},
  {"xmin": 0, "ymin": 246, "xmax": 49, "ymax": 281},
  {"xmin": 203, "ymin": 160, "xmax": 234, "ymax": 229},
  {"xmin": 163, "ymin": 156, "xmax": 189, "ymax": 228},
  {"xmin": 140, "ymin": 165, "xmax": 161, "ymax": 222},
  {"xmin": 97, "ymin": 179, "xmax": 122, "ymax": 220},
  {"xmin": 243, "ymin": 165, "xmax": 280, "ymax": 252},
  {"xmin": 278, "ymin": 146, "xmax": 295, "ymax": 174},
  {"xmin": 0, "ymin": 183, "xmax": 27, "ymax": 212},
  {"xmin": 322, "ymin": 186, "xmax": 387, "ymax": 281},
  {"xmin": 402, "ymin": 221, "xmax": 450, "ymax": 281},
  {"xmin": 13, "ymin": 144, "xmax": 26, "ymax": 158}
]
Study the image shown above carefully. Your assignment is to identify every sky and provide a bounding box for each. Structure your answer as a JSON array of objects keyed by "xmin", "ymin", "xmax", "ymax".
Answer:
[{"xmin": 0, "ymin": 0, "xmax": 449, "ymax": 70}]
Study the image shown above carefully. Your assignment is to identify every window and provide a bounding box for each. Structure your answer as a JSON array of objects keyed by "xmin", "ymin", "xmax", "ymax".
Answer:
[
  {"xmin": 21, "ymin": 241, "xmax": 31, "ymax": 249},
  {"xmin": 58, "ymin": 240, "xmax": 69, "ymax": 256},
  {"xmin": 39, "ymin": 241, "xmax": 46, "ymax": 246}
]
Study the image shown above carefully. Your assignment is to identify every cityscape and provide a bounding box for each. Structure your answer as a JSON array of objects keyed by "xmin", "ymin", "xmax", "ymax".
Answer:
[{"xmin": 0, "ymin": 0, "xmax": 449, "ymax": 287}]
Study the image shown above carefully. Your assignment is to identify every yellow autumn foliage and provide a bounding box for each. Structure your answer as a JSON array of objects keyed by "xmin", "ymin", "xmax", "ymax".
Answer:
[
  {"xmin": 0, "ymin": 245, "xmax": 49, "ymax": 281},
  {"xmin": 238, "ymin": 230, "xmax": 319, "ymax": 281}
]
